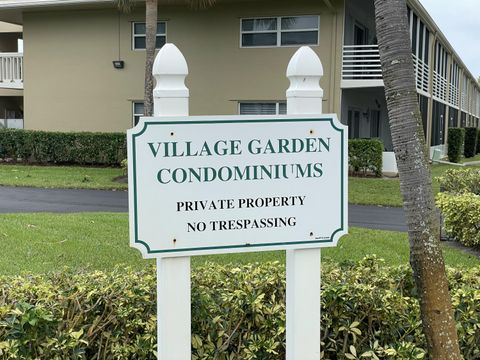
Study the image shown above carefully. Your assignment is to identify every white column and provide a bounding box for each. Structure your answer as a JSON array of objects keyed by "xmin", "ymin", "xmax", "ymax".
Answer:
[
  {"xmin": 152, "ymin": 43, "xmax": 191, "ymax": 360},
  {"xmin": 285, "ymin": 46, "xmax": 323, "ymax": 360}
]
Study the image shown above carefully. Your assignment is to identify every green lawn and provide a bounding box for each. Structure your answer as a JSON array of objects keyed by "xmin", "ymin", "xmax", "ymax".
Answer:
[
  {"xmin": 0, "ymin": 212, "xmax": 477, "ymax": 276},
  {"xmin": 349, "ymin": 163, "xmax": 480, "ymax": 207},
  {"xmin": 0, "ymin": 164, "xmax": 127, "ymax": 190},
  {"xmin": 461, "ymin": 154, "xmax": 480, "ymax": 163}
]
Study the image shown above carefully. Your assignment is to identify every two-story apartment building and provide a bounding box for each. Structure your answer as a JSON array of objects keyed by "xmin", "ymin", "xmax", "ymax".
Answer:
[
  {"xmin": 0, "ymin": 0, "xmax": 478, "ymax": 170},
  {"xmin": 0, "ymin": 21, "xmax": 23, "ymax": 129}
]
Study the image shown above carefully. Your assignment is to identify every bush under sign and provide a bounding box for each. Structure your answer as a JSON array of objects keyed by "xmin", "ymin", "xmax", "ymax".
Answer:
[{"xmin": 127, "ymin": 114, "xmax": 347, "ymax": 258}]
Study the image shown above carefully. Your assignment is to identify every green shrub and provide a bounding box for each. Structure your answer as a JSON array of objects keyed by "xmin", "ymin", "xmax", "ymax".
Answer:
[
  {"xmin": 0, "ymin": 129, "xmax": 127, "ymax": 166},
  {"xmin": 121, "ymin": 159, "xmax": 128, "ymax": 176},
  {"xmin": 436, "ymin": 192, "xmax": 480, "ymax": 247},
  {"xmin": 348, "ymin": 139, "xmax": 383, "ymax": 177},
  {"xmin": 436, "ymin": 168, "xmax": 480, "ymax": 195},
  {"xmin": 447, "ymin": 128, "xmax": 465, "ymax": 163},
  {"xmin": 1, "ymin": 259, "xmax": 480, "ymax": 359},
  {"xmin": 464, "ymin": 127, "xmax": 478, "ymax": 158}
]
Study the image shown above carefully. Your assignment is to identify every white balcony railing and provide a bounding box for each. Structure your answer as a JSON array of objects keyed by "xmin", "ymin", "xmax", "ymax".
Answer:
[
  {"xmin": 0, "ymin": 53, "xmax": 23, "ymax": 89},
  {"xmin": 341, "ymin": 45, "xmax": 382, "ymax": 86},
  {"xmin": 342, "ymin": 45, "xmax": 432, "ymax": 97}
]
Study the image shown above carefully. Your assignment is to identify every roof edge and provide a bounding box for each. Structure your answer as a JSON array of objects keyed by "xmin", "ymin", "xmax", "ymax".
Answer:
[
  {"xmin": 408, "ymin": 0, "xmax": 479, "ymax": 84},
  {"xmin": 0, "ymin": 0, "xmax": 112, "ymax": 9}
]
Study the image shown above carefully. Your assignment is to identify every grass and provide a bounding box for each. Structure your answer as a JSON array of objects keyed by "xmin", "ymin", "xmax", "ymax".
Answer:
[
  {"xmin": 349, "ymin": 163, "xmax": 480, "ymax": 207},
  {"xmin": 0, "ymin": 212, "xmax": 477, "ymax": 276},
  {"xmin": 0, "ymin": 164, "xmax": 126, "ymax": 190},
  {"xmin": 460, "ymin": 154, "xmax": 480, "ymax": 163}
]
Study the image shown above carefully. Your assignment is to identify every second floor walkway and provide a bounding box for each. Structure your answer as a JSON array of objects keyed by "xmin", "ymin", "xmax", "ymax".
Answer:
[{"xmin": 0, "ymin": 52, "xmax": 23, "ymax": 90}]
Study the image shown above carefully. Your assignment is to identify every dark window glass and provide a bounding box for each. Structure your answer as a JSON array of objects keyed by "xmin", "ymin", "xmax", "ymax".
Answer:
[
  {"xmin": 157, "ymin": 22, "xmax": 166, "ymax": 34},
  {"xmin": 424, "ymin": 28, "xmax": 430, "ymax": 64},
  {"xmin": 418, "ymin": 94, "xmax": 428, "ymax": 137},
  {"xmin": 134, "ymin": 21, "xmax": 166, "ymax": 49},
  {"xmin": 133, "ymin": 102, "xmax": 144, "ymax": 126},
  {"xmin": 134, "ymin": 37, "xmax": 146, "ymax": 49},
  {"xmin": 448, "ymin": 106, "xmax": 458, "ymax": 128},
  {"xmin": 134, "ymin": 23, "xmax": 146, "ymax": 34},
  {"xmin": 240, "ymin": 103, "xmax": 276, "ymax": 115},
  {"xmin": 156, "ymin": 36, "xmax": 166, "ymax": 48},
  {"xmin": 431, "ymin": 100, "xmax": 446, "ymax": 146},
  {"xmin": 347, "ymin": 110, "xmax": 360, "ymax": 139},
  {"xmin": 281, "ymin": 31, "xmax": 318, "ymax": 45},
  {"xmin": 370, "ymin": 110, "xmax": 380, "ymax": 138},
  {"xmin": 418, "ymin": 22, "xmax": 424, "ymax": 60},
  {"xmin": 242, "ymin": 33, "xmax": 277, "ymax": 46},
  {"xmin": 241, "ymin": 18, "xmax": 276, "ymax": 32},
  {"xmin": 411, "ymin": 13, "xmax": 417, "ymax": 54},
  {"xmin": 281, "ymin": 16, "xmax": 318, "ymax": 30},
  {"xmin": 279, "ymin": 102, "xmax": 287, "ymax": 114}
]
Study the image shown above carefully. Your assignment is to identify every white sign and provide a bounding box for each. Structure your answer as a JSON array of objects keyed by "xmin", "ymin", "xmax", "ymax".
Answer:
[{"xmin": 127, "ymin": 114, "xmax": 347, "ymax": 258}]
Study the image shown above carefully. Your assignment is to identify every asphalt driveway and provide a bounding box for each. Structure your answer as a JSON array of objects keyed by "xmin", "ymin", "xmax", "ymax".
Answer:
[{"xmin": 0, "ymin": 186, "xmax": 407, "ymax": 232}]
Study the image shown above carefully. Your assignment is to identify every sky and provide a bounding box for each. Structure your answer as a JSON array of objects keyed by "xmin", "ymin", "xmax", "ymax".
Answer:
[{"xmin": 418, "ymin": 0, "xmax": 480, "ymax": 79}]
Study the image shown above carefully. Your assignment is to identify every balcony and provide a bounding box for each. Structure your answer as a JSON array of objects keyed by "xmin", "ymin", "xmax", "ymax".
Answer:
[
  {"xmin": 0, "ymin": 53, "xmax": 23, "ymax": 90},
  {"xmin": 341, "ymin": 45, "xmax": 431, "ymax": 96},
  {"xmin": 341, "ymin": 45, "xmax": 383, "ymax": 88}
]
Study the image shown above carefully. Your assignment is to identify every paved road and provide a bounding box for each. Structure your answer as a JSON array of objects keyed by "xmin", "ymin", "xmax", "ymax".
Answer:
[{"xmin": 0, "ymin": 186, "xmax": 407, "ymax": 232}]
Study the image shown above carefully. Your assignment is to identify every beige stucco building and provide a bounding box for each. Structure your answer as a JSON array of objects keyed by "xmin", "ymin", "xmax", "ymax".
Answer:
[{"xmin": 0, "ymin": 0, "xmax": 479, "ymax": 164}]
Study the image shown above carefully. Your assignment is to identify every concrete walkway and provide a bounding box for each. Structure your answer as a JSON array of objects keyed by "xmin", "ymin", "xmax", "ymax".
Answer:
[{"xmin": 0, "ymin": 186, "xmax": 407, "ymax": 232}]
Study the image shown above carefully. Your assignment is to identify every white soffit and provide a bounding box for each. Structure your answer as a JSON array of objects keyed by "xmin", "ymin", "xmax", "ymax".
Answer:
[
  {"xmin": 0, "ymin": 21, "xmax": 22, "ymax": 32},
  {"xmin": 0, "ymin": 0, "xmax": 111, "ymax": 8}
]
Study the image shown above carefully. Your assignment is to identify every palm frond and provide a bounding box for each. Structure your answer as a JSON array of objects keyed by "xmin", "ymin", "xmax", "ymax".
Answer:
[
  {"xmin": 187, "ymin": 0, "xmax": 216, "ymax": 10},
  {"xmin": 113, "ymin": 0, "xmax": 135, "ymax": 13}
]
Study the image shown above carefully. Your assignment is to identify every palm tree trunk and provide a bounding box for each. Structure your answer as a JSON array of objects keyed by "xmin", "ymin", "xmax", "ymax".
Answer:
[
  {"xmin": 373, "ymin": 0, "xmax": 461, "ymax": 358},
  {"xmin": 144, "ymin": 0, "xmax": 157, "ymax": 117}
]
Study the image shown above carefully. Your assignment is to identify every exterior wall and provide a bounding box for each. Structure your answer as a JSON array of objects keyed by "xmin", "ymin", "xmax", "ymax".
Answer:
[{"xmin": 23, "ymin": 0, "xmax": 344, "ymax": 132}]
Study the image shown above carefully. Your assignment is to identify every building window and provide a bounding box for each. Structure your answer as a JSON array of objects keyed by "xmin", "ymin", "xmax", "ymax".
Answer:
[
  {"xmin": 239, "ymin": 102, "xmax": 287, "ymax": 115},
  {"xmin": 240, "ymin": 16, "xmax": 319, "ymax": 47},
  {"xmin": 133, "ymin": 102, "xmax": 144, "ymax": 125},
  {"xmin": 132, "ymin": 22, "xmax": 166, "ymax": 50}
]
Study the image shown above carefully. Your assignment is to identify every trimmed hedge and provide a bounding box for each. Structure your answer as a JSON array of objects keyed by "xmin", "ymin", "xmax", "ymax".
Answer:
[
  {"xmin": 477, "ymin": 130, "xmax": 480, "ymax": 154},
  {"xmin": 436, "ymin": 168, "xmax": 480, "ymax": 195},
  {"xmin": 447, "ymin": 128, "xmax": 465, "ymax": 163},
  {"xmin": 0, "ymin": 129, "xmax": 127, "ymax": 166},
  {"xmin": 348, "ymin": 139, "xmax": 383, "ymax": 177},
  {"xmin": 464, "ymin": 127, "xmax": 478, "ymax": 158},
  {"xmin": 436, "ymin": 168, "xmax": 480, "ymax": 247},
  {"xmin": 1, "ymin": 259, "xmax": 480, "ymax": 359},
  {"xmin": 436, "ymin": 192, "xmax": 480, "ymax": 247}
]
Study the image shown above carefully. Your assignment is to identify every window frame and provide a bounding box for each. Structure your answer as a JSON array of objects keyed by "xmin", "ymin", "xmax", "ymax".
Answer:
[
  {"xmin": 132, "ymin": 101, "xmax": 145, "ymax": 126},
  {"xmin": 240, "ymin": 15, "xmax": 320, "ymax": 48},
  {"xmin": 132, "ymin": 21, "xmax": 167, "ymax": 51},
  {"xmin": 238, "ymin": 101, "xmax": 287, "ymax": 115}
]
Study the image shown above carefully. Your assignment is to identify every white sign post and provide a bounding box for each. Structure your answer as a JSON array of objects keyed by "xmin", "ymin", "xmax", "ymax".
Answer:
[{"xmin": 127, "ymin": 44, "xmax": 347, "ymax": 360}]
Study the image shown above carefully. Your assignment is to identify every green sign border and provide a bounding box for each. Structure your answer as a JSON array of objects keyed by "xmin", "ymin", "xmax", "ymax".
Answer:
[{"xmin": 131, "ymin": 117, "xmax": 345, "ymax": 254}]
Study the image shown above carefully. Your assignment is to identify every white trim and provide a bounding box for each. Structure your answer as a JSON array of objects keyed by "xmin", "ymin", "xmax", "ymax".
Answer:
[{"xmin": 341, "ymin": 79, "xmax": 384, "ymax": 89}]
